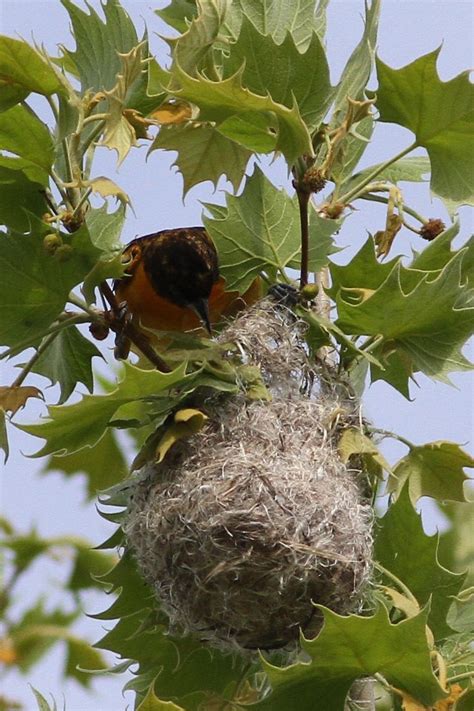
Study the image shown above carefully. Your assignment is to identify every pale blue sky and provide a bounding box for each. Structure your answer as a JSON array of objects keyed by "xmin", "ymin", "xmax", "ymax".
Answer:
[{"xmin": 1, "ymin": 1, "xmax": 473, "ymax": 709}]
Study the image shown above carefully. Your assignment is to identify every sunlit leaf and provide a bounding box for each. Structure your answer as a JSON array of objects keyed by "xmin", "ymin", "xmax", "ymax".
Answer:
[
  {"xmin": 338, "ymin": 427, "xmax": 391, "ymax": 476},
  {"xmin": 225, "ymin": 0, "xmax": 328, "ymax": 51},
  {"xmin": 87, "ymin": 176, "xmax": 130, "ymax": 204},
  {"xmin": 341, "ymin": 155, "xmax": 431, "ymax": 195},
  {"xmin": 101, "ymin": 45, "xmax": 149, "ymax": 164},
  {"xmin": 223, "ymin": 18, "xmax": 332, "ymax": 132},
  {"xmin": 170, "ymin": 63, "xmax": 313, "ymax": 165},
  {"xmin": 376, "ymin": 48, "xmax": 474, "ymax": 205},
  {"xmin": 0, "ymin": 409, "xmax": 8, "ymax": 463},
  {"xmin": 388, "ymin": 441, "xmax": 473, "ymax": 504},
  {"xmin": 375, "ymin": 486, "xmax": 466, "ymax": 640},
  {"xmin": 150, "ymin": 100, "xmax": 193, "ymax": 124},
  {"xmin": 60, "ymin": 0, "xmax": 140, "ymax": 92},
  {"xmin": 0, "ymin": 36, "xmax": 63, "ymax": 112},
  {"xmin": 137, "ymin": 685, "xmax": 185, "ymax": 711},
  {"xmin": 149, "ymin": 123, "xmax": 251, "ymax": 195}
]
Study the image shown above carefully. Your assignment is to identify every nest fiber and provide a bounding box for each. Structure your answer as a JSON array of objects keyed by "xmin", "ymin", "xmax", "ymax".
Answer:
[{"xmin": 125, "ymin": 301, "xmax": 373, "ymax": 651}]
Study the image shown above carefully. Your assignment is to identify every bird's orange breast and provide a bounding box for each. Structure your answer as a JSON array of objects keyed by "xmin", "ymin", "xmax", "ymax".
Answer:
[{"xmin": 115, "ymin": 259, "xmax": 262, "ymax": 333}]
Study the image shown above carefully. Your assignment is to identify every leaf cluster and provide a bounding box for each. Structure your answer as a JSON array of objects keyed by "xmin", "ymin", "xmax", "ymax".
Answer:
[{"xmin": 0, "ymin": 517, "xmax": 114, "ymax": 697}]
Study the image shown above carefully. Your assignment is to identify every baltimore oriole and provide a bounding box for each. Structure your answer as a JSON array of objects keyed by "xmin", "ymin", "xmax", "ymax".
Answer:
[{"xmin": 114, "ymin": 226, "xmax": 261, "ymax": 335}]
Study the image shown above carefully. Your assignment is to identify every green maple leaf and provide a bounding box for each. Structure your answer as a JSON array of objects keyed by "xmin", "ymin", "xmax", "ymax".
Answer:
[
  {"xmin": 410, "ymin": 221, "xmax": 460, "ymax": 272},
  {"xmin": 204, "ymin": 167, "xmax": 339, "ymax": 292},
  {"xmin": 224, "ymin": 0, "xmax": 329, "ymax": 50},
  {"xmin": 0, "ymin": 35, "xmax": 64, "ymax": 112},
  {"xmin": 0, "ymin": 222, "xmax": 100, "ymax": 348},
  {"xmin": 376, "ymin": 48, "xmax": 474, "ymax": 205},
  {"xmin": 95, "ymin": 549, "xmax": 255, "ymax": 707},
  {"xmin": 340, "ymin": 154, "xmax": 430, "ymax": 194},
  {"xmin": 0, "ymin": 167, "xmax": 47, "ymax": 232},
  {"xmin": 331, "ymin": 0, "xmax": 381, "ymax": 116},
  {"xmin": 30, "ymin": 326, "xmax": 103, "ymax": 405},
  {"xmin": 0, "ymin": 104, "xmax": 54, "ymax": 184},
  {"xmin": 170, "ymin": 64, "xmax": 313, "ymax": 165},
  {"xmin": 388, "ymin": 441, "xmax": 473, "ymax": 504},
  {"xmin": 254, "ymin": 605, "xmax": 445, "ymax": 710},
  {"xmin": 44, "ymin": 428, "xmax": 127, "ymax": 499},
  {"xmin": 20, "ymin": 362, "xmax": 190, "ymax": 457},
  {"xmin": 60, "ymin": 0, "xmax": 140, "ymax": 93},
  {"xmin": 222, "ymin": 18, "xmax": 332, "ymax": 132},
  {"xmin": 335, "ymin": 250, "xmax": 473, "ymax": 392},
  {"xmin": 375, "ymin": 486, "xmax": 466, "ymax": 640},
  {"xmin": 155, "ymin": 0, "xmax": 197, "ymax": 34},
  {"xmin": 149, "ymin": 123, "xmax": 251, "ymax": 195},
  {"xmin": 330, "ymin": 237, "xmax": 398, "ymax": 295}
]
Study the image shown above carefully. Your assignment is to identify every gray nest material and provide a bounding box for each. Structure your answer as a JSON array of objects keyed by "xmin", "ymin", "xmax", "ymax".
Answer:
[{"xmin": 125, "ymin": 299, "xmax": 373, "ymax": 652}]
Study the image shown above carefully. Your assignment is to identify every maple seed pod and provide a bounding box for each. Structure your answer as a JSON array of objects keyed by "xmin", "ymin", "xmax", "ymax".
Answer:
[
  {"xmin": 302, "ymin": 166, "xmax": 327, "ymax": 194},
  {"xmin": 89, "ymin": 322, "xmax": 109, "ymax": 341},
  {"xmin": 43, "ymin": 233, "xmax": 62, "ymax": 255},
  {"xmin": 125, "ymin": 300, "xmax": 373, "ymax": 652},
  {"xmin": 54, "ymin": 244, "xmax": 74, "ymax": 262},
  {"xmin": 323, "ymin": 202, "xmax": 345, "ymax": 220},
  {"xmin": 419, "ymin": 218, "xmax": 445, "ymax": 241}
]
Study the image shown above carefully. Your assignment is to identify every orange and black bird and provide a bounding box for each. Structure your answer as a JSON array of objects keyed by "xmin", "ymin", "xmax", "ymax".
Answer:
[{"xmin": 114, "ymin": 226, "xmax": 261, "ymax": 336}]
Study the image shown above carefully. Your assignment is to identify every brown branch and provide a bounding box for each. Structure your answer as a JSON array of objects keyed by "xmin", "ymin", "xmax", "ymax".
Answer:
[
  {"xmin": 99, "ymin": 282, "xmax": 171, "ymax": 373},
  {"xmin": 294, "ymin": 184, "xmax": 310, "ymax": 289}
]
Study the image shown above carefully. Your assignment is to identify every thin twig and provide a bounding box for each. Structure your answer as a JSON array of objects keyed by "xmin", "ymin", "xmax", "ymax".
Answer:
[
  {"xmin": 0, "ymin": 314, "xmax": 89, "ymax": 361},
  {"xmin": 338, "ymin": 143, "xmax": 417, "ymax": 205},
  {"xmin": 11, "ymin": 331, "xmax": 60, "ymax": 388}
]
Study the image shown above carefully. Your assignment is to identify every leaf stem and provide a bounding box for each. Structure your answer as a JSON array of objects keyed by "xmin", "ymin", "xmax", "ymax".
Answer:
[
  {"xmin": 359, "ymin": 193, "xmax": 427, "ymax": 225},
  {"xmin": 71, "ymin": 187, "xmax": 92, "ymax": 218},
  {"xmin": 373, "ymin": 561, "xmax": 419, "ymax": 606},
  {"xmin": 339, "ymin": 142, "xmax": 417, "ymax": 205},
  {"xmin": 11, "ymin": 331, "xmax": 60, "ymax": 388},
  {"xmin": 369, "ymin": 428, "xmax": 414, "ymax": 450},
  {"xmin": 0, "ymin": 314, "xmax": 89, "ymax": 361}
]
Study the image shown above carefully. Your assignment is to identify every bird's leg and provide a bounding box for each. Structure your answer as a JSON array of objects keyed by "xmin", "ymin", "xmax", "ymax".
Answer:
[
  {"xmin": 99, "ymin": 282, "xmax": 171, "ymax": 372},
  {"xmin": 113, "ymin": 301, "xmax": 133, "ymax": 360}
]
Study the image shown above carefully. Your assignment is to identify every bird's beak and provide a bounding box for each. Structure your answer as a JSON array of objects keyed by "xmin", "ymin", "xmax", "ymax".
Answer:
[{"xmin": 191, "ymin": 298, "xmax": 212, "ymax": 334}]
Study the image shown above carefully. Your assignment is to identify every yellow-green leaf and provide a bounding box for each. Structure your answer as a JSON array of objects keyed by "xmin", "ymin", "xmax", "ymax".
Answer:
[
  {"xmin": 388, "ymin": 441, "xmax": 473, "ymax": 504},
  {"xmin": 156, "ymin": 408, "xmax": 207, "ymax": 463}
]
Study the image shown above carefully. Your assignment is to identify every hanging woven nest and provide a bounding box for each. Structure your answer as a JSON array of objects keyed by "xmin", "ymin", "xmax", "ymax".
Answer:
[{"xmin": 125, "ymin": 298, "xmax": 373, "ymax": 652}]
